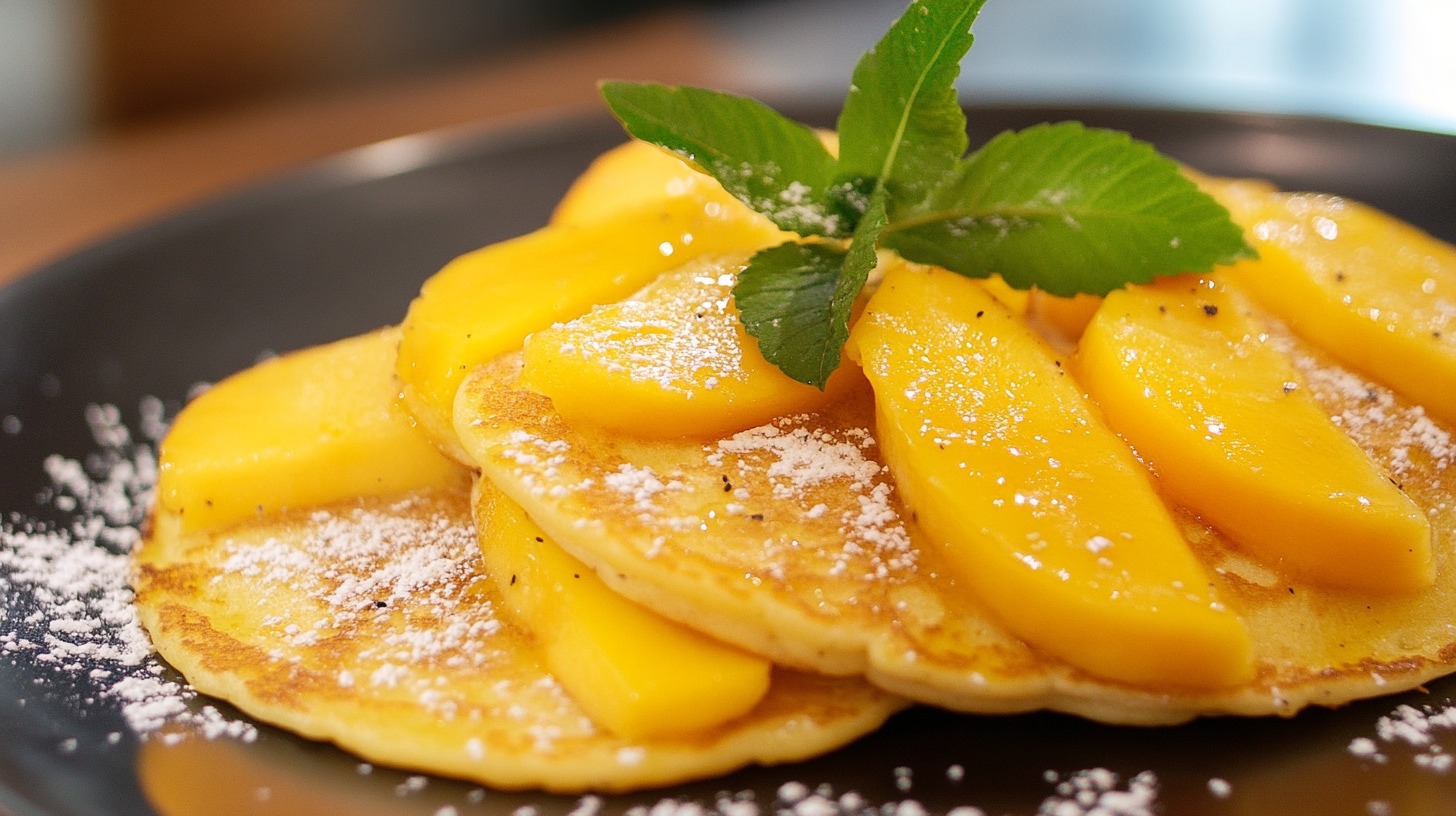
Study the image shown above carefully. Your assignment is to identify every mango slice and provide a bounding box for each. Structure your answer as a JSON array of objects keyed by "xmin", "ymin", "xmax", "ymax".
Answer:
[
  {"xmin": 1025, "ymin": 290, "xmax": 1103, "ymax": 351},
  {"xmin": 1009, "ymin": 166, "xmax": 1265, "ymax": 349},
  {"xmin": 473, "ymin": 479, "xmax": 772, "ymax": 740},
  {"xmin": 1214, "ymin": 190, "xmax": 1456, "ymax": 427},
  {"xmin": 519, "ymin": 255, "xmax": 861, "ymax": 439},
  {"xmin": 551, "ymin": 139, "xmax": 751, "ymax": 228},
  {"xmin": 156, "ymin": 328, "xmax": 466, "ymax": 534},
  {"xmin": 1184, "ymin": 168, "xmax": 1278, "ymax": 205},
  {"xmin": 848, "ymin": 261, "xmax": 1252, "ymax": 690},
  {"xmin": 396, "ymin": 197, "xmax": 786, "ymax": 460},
  {"xmin": 1077, "ymin": 277, "xmax": 1433, "ymax": 592},
  {"xmin": 977, "ymin": 275, "xmax": 1032, "ymax": 316}
]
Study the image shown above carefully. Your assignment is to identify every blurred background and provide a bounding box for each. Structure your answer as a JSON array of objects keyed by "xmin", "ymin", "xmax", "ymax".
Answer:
[
  {"xmin": 4, "ymin": 0, "xmax": 1455, "ymax": 162},
  {"xmin": 0, "ymin": 0, "xmax": 714, "ymax": 159}
]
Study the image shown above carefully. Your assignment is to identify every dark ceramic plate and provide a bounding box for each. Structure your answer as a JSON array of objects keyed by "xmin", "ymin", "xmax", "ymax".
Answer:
[{"xmin": 3, "ymin": 105, "xmax": 1456, "ymax": 816}]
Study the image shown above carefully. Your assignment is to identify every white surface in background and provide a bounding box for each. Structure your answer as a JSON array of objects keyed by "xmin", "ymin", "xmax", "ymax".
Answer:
[
  {"xmin": 708, "ymin": 0, "xmax": 1456, "ymax": 134},
  {"xmin": 0, "ymin": 0, "xmax": 91, "ymax": 157}
]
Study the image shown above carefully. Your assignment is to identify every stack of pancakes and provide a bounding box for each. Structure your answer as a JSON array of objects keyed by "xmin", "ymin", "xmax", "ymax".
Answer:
[{"xmin": 133, "ymin": 141, "xmax": 1456, "ymax": 792}]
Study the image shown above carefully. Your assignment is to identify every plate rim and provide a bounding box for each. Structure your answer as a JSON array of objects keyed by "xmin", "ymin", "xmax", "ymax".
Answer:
[
  {"xmin": 4, "ymin": 100, "xmax": 1456, "ymax": 816},
  {"xmin": 8, "ymin": 97, "xmax": 1456, "ymax": 308}
]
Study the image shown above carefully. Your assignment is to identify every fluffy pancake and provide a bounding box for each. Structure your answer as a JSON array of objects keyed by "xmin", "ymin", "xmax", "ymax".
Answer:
[
  {"xmin": 454, "ymin": 312, "xmax": 1456, "ymax": 724},
  {"xmin": 133, "ymin": 487, "xmax": 905, "ymax": 792}
]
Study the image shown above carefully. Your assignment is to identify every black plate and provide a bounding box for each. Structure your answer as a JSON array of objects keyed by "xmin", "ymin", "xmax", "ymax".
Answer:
[{"xmin": 3, "ymin": 105, "xmax": 1456, "ymax": 816}]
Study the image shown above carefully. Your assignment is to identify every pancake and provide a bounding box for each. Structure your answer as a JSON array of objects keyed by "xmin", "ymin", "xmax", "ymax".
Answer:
[
  {"xmin": 454, "ymin": 313, "xmax": 1456, "ymax": 724},
  {"xmin": 132, "ymin": 487, "xmax": 905, "ymax": 792}
]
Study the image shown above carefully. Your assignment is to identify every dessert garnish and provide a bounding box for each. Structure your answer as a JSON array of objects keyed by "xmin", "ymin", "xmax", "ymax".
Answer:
[{"xmin": 602, "ymin": 0, "xmax": 1253, "ymax": 386}]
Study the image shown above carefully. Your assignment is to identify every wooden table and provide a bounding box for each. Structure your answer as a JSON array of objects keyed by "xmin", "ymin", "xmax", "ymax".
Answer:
[{"xmin": 0, "ymin": 12, "xmax": 731, "ymax": 290}]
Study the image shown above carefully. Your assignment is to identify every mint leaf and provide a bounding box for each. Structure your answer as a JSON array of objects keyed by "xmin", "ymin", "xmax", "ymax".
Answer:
[
  {"xmin": 883, "ymin": 122, "xmax": 1257, "ymax": 296},
  {"xmin": 733, "ymin": 195, "xmax": 883, "ymax": 390},
  {"xmin": 837, "ymin": 0, "xmax": 986, "ymax": 214},
  {"xmin": 839, "ymin": 190, "xmax": 890, "ymax": 323},
  {"xmin": 598, "ymin": 0, "xmax": 1257, "ymax": 387},
  {"xmin": 600, "ymin": 81, "xmax": 846, "ymax": 237},
  {"xmin": 734, "ymin": 244, "xmax": 848, "ymax": 389}
]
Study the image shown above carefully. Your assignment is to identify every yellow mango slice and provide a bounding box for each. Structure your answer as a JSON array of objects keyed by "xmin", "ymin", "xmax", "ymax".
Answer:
[
  {"xmin": 552, "ymin": 139, "xmax": 746, "ymax": 227},
  {"xmin": 474, "ymin": 479, "xmax": 772, "ymax": 740},
  {"xmin": 1004, "ymin": 166, "xmax": 1261, "ymax": 349},
  {"xmin": 519, "ymin": 255, "xmax": 862, "ymax": 439},
  {"xmin": 552, "ymin": 137, "xmax": 831, "ymax": 229},
  {"xmin": 1025, "ymin": 290, "xmax": 1103, "ymax": 351},
  {"xmin": 396, "ymin": 196, "xmax": 785, "ymax": 460},
  {"xmin": 848, "ymin": 261, "xmax": 1252, "ymax": 690},
  {"xmin": 977, "ymin": 274, "xmax": 1032, "ymax": 316},
  {"xmin": 1184, "ymin": 168, "xmax": 1278, "ymax": 204},
  {"xmin": 157, "ymin": 328, "xmax": 466, "ymax": 534},
  {"xmin": 1214, "ymin": 190, "xmax": 1456, "ymax": 427},
  {"xmin": 1077, "ymin": 277, "xmax": 1432, "ymax": 592}
]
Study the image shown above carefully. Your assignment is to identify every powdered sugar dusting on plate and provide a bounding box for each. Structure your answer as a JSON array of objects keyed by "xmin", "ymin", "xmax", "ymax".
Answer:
[
  {"xmin": 1, "ymin": 399, "xmax": 257, "ymax": 742},
  {"xmin": 4, "ymin": 384, "xmax": 1454, "ymax": 812},
  {"xmin": 1348, "ymin": 702, "xmax": 1456, "ymax": 773},
  {"xmin": 1038, "ymin": 769, "xmax": 1160, "ymax": 816}
]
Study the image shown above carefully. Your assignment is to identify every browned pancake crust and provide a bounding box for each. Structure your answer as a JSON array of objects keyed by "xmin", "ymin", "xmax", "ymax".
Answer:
[
  {"xmin": 456, "ymin": 317, "xmax": 1455, "ymax": 724},
  {"xmin": 133, "ymin": 486, "xmax": 905, "ymax": 792}
]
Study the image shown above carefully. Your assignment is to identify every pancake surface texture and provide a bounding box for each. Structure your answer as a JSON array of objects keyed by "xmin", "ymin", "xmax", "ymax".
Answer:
[
  {"xmin": 455, "ymin": 314, "xmax": 1456, "ymax": 724},
  {"xmin": 134, "ymin": 490, "xmax": 905, "ymax": 792},
  {"xmin": 132, "ymin": 122, "xmax": 1456, "ymax": 793}
]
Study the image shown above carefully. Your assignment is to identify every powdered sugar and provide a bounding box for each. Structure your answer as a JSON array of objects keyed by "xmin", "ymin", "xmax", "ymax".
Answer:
[
  {"xmin": 594, "ymin": 769, "xmax": 1162, "ymax": 816},
  {"xmin": 1271, "ymin": 330, "xmax": 1452, "ymax": 483},
  {"xmin": 4, "ymin": 375, "xmax": 1452, "ymax": 813},
  {"xmin": 717, "ymin": 423, "xmax": 883, "ymax": 500},
  {"xmin": 1039, "ymin": 769, "xmax": 1159, "ymax": 816},
  {"xmin": 540, "ymin": 263, "xmax": 748, "ymax": 396},
  {"xmin": 604, "ymin": 463, "xmax": 684, "ymax": 518},
  {"xmin": 1, "ymin": 399, "xmax": 256, "ymax": 742},
  {"xmin": 714, "ymin": 417, "xmax": 915, "ymax": 579},
  {"xmin": 217, "ymin": 497, "xmax": 497, "ymax": 675},
  {"xmin": 1348, "ymin": 702, "xmax": 1456, "ymax": 773}
]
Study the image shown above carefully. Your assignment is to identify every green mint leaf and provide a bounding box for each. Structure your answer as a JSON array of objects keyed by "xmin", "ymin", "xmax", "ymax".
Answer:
[
  {"xmin": 836, "ymin": 0, "xmax": 986, "ymax": 214},
  {"xmin": 734, "ymin": 193, "xmax": 884, "ymax": 390},
  {"xmin": 882, "ymin": 122, "xmax": 1257, "ymax": 296},
  {"xmin": 833, "ymin": 188, "xmax": 890, "ymax": 341},
  {"xmin": 734, "ymin": 244, "xmax": 849, "ymax": 389},
  {"xmin": 599, "ymin": 81, "xmax": 847, "ymax": 237},
  {"xmin": 598, "ymin": 0, "xmax": 1257, "ymax": 387}
]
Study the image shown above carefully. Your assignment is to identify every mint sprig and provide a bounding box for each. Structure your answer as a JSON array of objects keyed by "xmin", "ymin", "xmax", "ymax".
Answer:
[
  {"xmin": 735, "ymin": 192, "xmax": 889, "ymax": 388},
  {"xmin": 883, "ymin": 122, "xmax": 1254, "ymax": 296},
  {"xmin": 836, "ymin": 0, "xmax": 981, "ymax": 214},
  {"xmin": 600, "ymin": 0, "xmax": 1255, "ymax": 388},
  {"xmin": 599, "ymin": 83, "xmax": 847, "ymax": 237}
]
